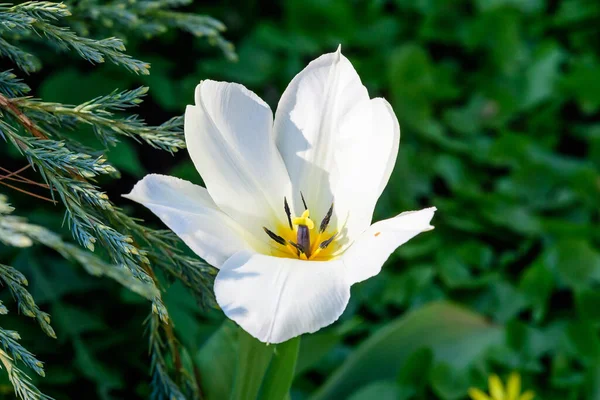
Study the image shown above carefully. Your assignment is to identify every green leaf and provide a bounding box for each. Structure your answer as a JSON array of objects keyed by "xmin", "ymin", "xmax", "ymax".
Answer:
[
  {"xmin": 475, "ymin": 0, "xmax": 544, "ymax": 13},
  {"xmin": 566, "ymin": 321, "xmax": 600, "ymax": 362},
  {"xmin": 551, "ymin": 351, "xmax": 586, "ymax": 387},
  {"xmin": 197, "ymin": 321, "xmax": 239, "ymax": 400},
  {"xmin": 554, "ymin": 0, "xmax": 600, "ymax": 26},
  {"xmin": 576, "ymin": 289, "xmax": 600, "ymax": 320},
  {"xmin": 310, "ymin": 302, "xmax": 501, "ymax": 400},
  {"xmin": 437, "ymin": 253, "xmax": 470, "ymax": 286},
  {"xmin": 520, "ymin": 256, "xmax": 554, "ymax": 322},
  {"xmin": 260, "ymin": 336, "xmax": 300, "ymax": 400},
  {"xmin": 552, "ymin": 239, "xmax": 600, "ymax": 290},
  {"xmin": 295, "ymin": 331, "xmax": 342, "ymax": 376},
  {"xmin": 523, "ymin": 42, "xmax": 565, "ymax": 108},
  {"xmin": 230, "ymin": 328, "xmax": 274, "ymax": 400},
  {"xmin": 479, "ymin": 282, "xmax": 528, "ymax": 322},
  {"xmin": 52, "ymin": 303, "xmax": 106, "ymax": 337},
  {"xmin": 347, "ymin": 381, "xmax": 400, "ymax": 400},
  {"xmin": 430, "ymin": 363, "xmax": 470, "ymax": 400},
  {"xmin": 388, "ymin": 44, "xmax": 435, "ymax": 128},
  {"xmin": 562, "ymin": 57, "xmax": 600, "ymax": 114},
  {"xmin": 397, "ymin": 347, "xmax": 433, "ymax": 392},
  {"xmin": 164, "ymin": 281, "xmax": 205, "ymax": 350},
  {"xmin": 74, "ymin": 337, "xmax": 123, "ymax": 391},
  {"xmin": 468, "ymin": 9, "xmax": 524, "ymax": 73},
  {"xmin": 381, "ymin": 265, "xmax": 439, "ymax": 307},
  {"xmin": 584, "ymin": 361, "xmax": 600, "ymax": 400}
]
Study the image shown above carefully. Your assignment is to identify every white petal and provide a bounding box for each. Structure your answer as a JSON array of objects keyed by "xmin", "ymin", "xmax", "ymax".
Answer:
[
  {"xmin": 214, "ymin": 251, "xmax": 350, "ymax": 343},
  {"xmin": 274, "ymin": 47, "xmax": 369, "ymax": 222},
  {"xmin": 185, "ymin": 80, "xmax": 291, "ymax": 236},
  {"xmin": 342, "ymin": 207, "xmax": 437, "ymax": 285},
  {"xmin": 334, "ymin": 98, "xmax": 400, "ymax": 241},
  {"xmin": 274, "ymin": 48, "xmax": 398, "ymax": 242},
  {"xmin": 123, "ymin": 174, "xmax": 260, "ymax": 268}
]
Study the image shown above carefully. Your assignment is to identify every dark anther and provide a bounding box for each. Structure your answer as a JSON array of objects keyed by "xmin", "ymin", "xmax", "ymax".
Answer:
[
  {"xmin": 300, "ymin": 191, "xmax": 308, "ymax": 210},
  {"xmin": 319, "ymin": 233, "xmax": 337, "ymax": 249},
  {"xmin": 263, "ymin": 227, "xmax": 286, "ymax": 245},
  {"xmin": 283, "ymin": 197, "xmax": 293, "ymax": 230},
  {"xmin": 288, "ymin": 240, "xmax": 303, "ymax": 256},
  {"xmin": 320, "ymin": 202, "xmax": 334, "ymax": 233}
]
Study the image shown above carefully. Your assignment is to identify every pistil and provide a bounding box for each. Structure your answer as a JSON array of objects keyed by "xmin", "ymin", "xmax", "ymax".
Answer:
[{"xmin": 296, "ymin": 224, "xmax": 310, "ymax": 256}]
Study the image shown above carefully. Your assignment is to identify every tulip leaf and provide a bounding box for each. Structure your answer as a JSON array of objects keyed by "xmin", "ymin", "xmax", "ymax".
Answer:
[
  {"xmin": 430, "ymin": 363, "xmax": 471, "ymax": 400},
  {"xmin": 584, "ymin": 361, "xmax": 600, "ymax": 400},
  {"xmin": 295, "ymin": 331, "xmax": 342, "ymax": 376},
  {"xmin": 310, "ymin": 302, "xmax": 501, "ymax": 400},
  {"xmin": 196, "ymin": 321, "xmax": 239, "ymax": 400},
  {"xmin": 347, "ymin": 381, "xmax": 400, "ymax": 400},
  {"xmin": 259, "ymin": 336, "xmax": 301, "ymax": 400},
  {"xmin": 396, "ymin": 347, "xmax": 434, "ymax": 393}
]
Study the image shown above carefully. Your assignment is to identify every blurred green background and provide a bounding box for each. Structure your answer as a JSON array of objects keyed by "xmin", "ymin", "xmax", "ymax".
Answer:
[{"xmin": 2, "ymin": 0, "xmax": 600, "ymax": 399}]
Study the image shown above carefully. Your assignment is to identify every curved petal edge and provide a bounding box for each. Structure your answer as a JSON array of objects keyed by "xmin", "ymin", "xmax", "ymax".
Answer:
[
  {"xmin": 215, "ymin": 251, "xmax": 350, "ymax": 343},
  {"xmin": 342, "ymin": 207, "xmax": 437, "ymax": 285},
  {"xmin": 123, "ymin": 174, "xmax": 253, "ymax": 268},
  {"xmin": 185, "ymin": 80, "xmax": 292, "ymax": 236}
]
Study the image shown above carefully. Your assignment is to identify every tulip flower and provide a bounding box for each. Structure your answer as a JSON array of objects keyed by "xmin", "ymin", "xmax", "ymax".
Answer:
[{"xmin": 125, "ymin": 47, "xmax": 436, "ymax": 344}]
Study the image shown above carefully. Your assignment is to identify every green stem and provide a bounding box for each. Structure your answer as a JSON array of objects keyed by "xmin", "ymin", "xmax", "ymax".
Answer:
[
  {"xmin": 230, "ymin": 328, "xmax": 274, "ymax": 400},
  {"xmin": 229, "ymin": 327, "xmax": 302, "ymax": 400},
  {"xmin": 259, "ymin": 336, "xmax": 301, "ymax": 400}
]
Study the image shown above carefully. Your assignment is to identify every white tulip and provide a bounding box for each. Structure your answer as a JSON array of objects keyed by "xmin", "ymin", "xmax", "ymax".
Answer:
[{"xmin": 125, "ymin": 47, "xmax": 436, "ymax": 344}]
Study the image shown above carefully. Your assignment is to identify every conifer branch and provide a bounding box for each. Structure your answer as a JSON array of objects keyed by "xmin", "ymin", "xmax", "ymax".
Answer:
[
  {"xmin": 0, "ymin": 1, "xmax": 233, "ymax": 397},
  {"xmin": 0, "ymin": 71, "xmax": 31, "ymax": 97},
  {"xmin": 12, "ymin": 90, "xmax": 186, "ymax": 151},
  {"xmin": 69, "ymin": 0, "xmax": 237, "ymax": 61},
  {"xmin": 0, "ymin": 348, "xmax": 52, "ymax": 400},
  {"xmin": 0, "ymin": 195, "xmax": 160, "ymax": 300}
]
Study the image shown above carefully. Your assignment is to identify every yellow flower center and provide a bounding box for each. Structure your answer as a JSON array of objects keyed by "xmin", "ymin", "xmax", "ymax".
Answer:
[{"xmin": 263, "ymin": 197, "xmax": 339, "ymax": 261}]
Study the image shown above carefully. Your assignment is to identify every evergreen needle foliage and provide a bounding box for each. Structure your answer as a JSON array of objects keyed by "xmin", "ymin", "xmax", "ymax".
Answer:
[{"xmin": 0, "ymin": 1, "xmax": 229, "ymax": 398}]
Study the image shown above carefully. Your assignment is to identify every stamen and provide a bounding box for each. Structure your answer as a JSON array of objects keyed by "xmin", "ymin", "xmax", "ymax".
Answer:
[
  {"xmin": 320, "ymin": 202, "xmax": 334, "ymax": 233},
  {"xmin": 283, "ymin": 197, "xmax": 293, "ymax": 230},
  {"xmin": 263, "ymin": 227, "xmax": 286, "ymax": 245},
  {"xmin": 287, "ymin": 240, "xmax": 304, "ymax": 256},
  {"xmin": 319, "ymin": 233, "xmax": 338, "ymax": 249},
  {"xmin": 309, "ymin": 233, "xmax": 338, "ymax": 260},
  {"xmin": 268, "ymin": 194, "xmax": 340, "ymax": 260}
]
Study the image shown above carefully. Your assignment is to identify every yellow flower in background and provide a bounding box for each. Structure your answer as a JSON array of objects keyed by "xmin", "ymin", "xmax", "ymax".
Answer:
[{"xmin": 468, "ymin": 372, "xmax": 535, "ymax": 400}]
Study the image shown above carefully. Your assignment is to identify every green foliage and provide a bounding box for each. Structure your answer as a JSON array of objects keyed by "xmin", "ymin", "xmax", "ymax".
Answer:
[
  {"xmin": 0, "ymin": 2, "xmax": 148, "ymax": 74},
  {"xmin": 311, "ymin": 303, "xmax": 501, "ymax": 400},
  {"xmin": 0, "ymin": 197, "xmax": 54, "ymax": 399},
  {"xmin": 1, "ymin": 0, "xmax": 599, "ymax": 399}
]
